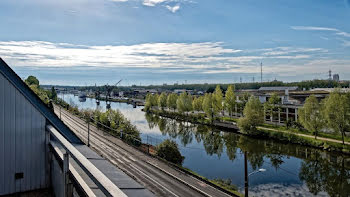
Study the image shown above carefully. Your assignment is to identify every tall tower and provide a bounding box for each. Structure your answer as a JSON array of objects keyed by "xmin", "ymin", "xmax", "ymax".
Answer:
[
  {"xmin": 329, "ymin": 70, "xmax": 332, "ymax": 80},
  {"xmin": 260, "ymin": 62, "xmax": 263, "ymax": 83}
]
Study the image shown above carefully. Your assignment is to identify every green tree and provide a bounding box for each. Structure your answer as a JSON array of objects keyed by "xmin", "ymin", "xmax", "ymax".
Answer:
[
  {"xmin": 323, "ymin": 91, "xmax": 350, "ymax": 145},
  {"xmin": 213, "ymin": 85, "xmax": 223, "ymax": 115},
  {"xmin": 25, "ymin": 75, "xmax": 39, "ymax": 86},
  {"xmin": 202, "ymin": 93, "xmax": 218, "ymax": 122},
  {"xmin": 264, "ymin": 93, "xmax": 281, "ymax": 123},
  {"xmin": 192, "ymin": 96, "xmax": 204, "ymax": 112},
  {"xmin": 299, "ymin": 95, "xmax": 325, "ymax": 139},
  {"xmin": 50, "ymin": 86, "xmax": 57, "ymax": 101},
  {"xmin": 224, "ymin": 85, "xmax": 236, "ymax": 117},
  {"xmin": 167, "ymin": 93, "xmax": 178, "ymax": 112},
  {"xmin": 156, "ymin": 139, "xmax": 184, "ymax": 165},
  {"xmin": 144, "ymin": 93, "xmax": 158, "ymax": 112},
  {"xmin": 158, "ymin": 92, "xmax": 167, "ymax": 111},
  {"xmin": 238, "ymin": 96, "xmax": 264, "ymax": 134},
  {"xmin": 176, "ymin": 92, "xmax": 192, "ymax": 115}
]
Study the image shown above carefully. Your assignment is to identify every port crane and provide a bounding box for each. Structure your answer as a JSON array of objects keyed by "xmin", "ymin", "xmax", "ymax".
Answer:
[{"xmin": 105, "ymin": 79, "xmax": 123, "ymax": 109}]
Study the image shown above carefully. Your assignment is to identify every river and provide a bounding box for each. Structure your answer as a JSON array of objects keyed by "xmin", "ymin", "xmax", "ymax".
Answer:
[{"xmin": 60, "ymin": 94, "xmax": 350, "ymax": 196}]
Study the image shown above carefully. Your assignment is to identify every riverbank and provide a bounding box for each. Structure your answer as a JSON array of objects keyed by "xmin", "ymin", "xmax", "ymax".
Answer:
[
  {"xmin": 145, "ymin": 108, "xmax": 350, "ymax": 155},
  {"xmin": 87, "ymin": 95, "xmax": 145, "ymax": 106}
]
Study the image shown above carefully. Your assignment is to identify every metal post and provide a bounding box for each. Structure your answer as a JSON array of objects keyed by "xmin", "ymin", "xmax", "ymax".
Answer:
[
  {"xmin": 286, "ymin": 107, "xmax": 289, "ymax": 122},
  {"xmin": 63, "ymin": 152, "xmax": 72, "ymax": 197},
  {"xmin": 235, "ymin": 104, "xmax": 237, "ymax": 117},
  {"xmin": 278, "ymin": 108, "xmax": 281, "ymax": 124},
  {"xmin": 87, "ymin": 122, "xmax": 90, "ymax": 147},
  {"xmin": 147, "ymin": 135, "xmax": 150, "ymax": 154},
  {"xmin": 244, "ymin": 152, "xmax": 248, "ymax": 197},
  {"xmin": 295, "ymin": 108, "xmax": 298, "ymax": 122}
]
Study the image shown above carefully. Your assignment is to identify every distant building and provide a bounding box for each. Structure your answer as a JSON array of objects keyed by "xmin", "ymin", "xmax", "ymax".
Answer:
[
  {"xmin": 333, "ymin": 74, "xmax": 340, "ymax": 82},
  {"xmin": 258, "ymin": 86, "xmax": 298, "ymax": 91},
  {"xmin": 174, "ymin": 89, "xmax": 194, "ymax": 94}
]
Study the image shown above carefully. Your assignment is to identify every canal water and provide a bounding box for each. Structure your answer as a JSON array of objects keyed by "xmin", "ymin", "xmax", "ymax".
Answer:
[{"xmin": 61, "ymin": 94, "xmax": 350, "ymax": 196}]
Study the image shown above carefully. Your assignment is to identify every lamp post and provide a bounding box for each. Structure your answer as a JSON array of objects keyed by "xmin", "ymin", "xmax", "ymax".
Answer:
[{"xmin": 244, "ymin": 152, "xmax": 266, "ymax": 197}]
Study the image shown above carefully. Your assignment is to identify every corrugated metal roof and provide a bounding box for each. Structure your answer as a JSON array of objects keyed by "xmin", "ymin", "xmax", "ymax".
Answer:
[
  {"xmin": 0, "ymin": 58, "xmax": 83, "ymax": 144},
  {"xmin": 258, "ymin": 86, "xmax": 298, "ymax": 91}
]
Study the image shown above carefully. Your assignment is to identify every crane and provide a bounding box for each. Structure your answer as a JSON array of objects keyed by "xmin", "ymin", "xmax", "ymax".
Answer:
[{"xmin": 105, "ymin": 79, "xmax": 123, "ymax": 109}]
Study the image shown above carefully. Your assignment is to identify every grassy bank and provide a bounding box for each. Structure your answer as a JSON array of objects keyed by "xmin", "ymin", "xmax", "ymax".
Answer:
[{"xmin": 176, "ymin": 166, "xmax": 243, "ymax": 197}]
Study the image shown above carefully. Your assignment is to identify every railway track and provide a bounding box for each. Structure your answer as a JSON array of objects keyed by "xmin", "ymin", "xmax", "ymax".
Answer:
[{"xmin": 54, "ymin": 106, "xmax": 233, "ymax": 197}]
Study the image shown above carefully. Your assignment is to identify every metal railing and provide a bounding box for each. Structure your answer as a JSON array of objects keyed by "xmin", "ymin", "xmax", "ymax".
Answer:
[{"xmin": 47, "ymin": 124, "xmax": 127, "ymax": 197}]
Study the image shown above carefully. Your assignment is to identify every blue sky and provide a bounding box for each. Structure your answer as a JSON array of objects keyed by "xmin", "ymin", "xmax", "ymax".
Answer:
[{"xmin": 1, "ymin": 0, "xmax": 350, "ymax": 85}]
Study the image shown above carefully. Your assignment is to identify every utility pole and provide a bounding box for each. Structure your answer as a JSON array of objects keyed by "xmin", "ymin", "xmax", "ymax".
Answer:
[
  {"xmin": 244, "ymin": 152, "xmax": 248, "ymax": 197},
  {"xmin": 87, "ymin": 121, "xmax": 90, "ymax": 147}
]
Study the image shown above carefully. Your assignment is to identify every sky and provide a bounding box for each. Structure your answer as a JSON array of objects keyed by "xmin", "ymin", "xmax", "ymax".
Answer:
[{"xmin": 0, "ymin": 0, "xmax": 350, "ymax": 86}]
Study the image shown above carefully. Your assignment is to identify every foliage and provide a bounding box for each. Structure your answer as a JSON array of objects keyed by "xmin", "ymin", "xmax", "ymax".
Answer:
[
  {"xmin": 264, "ymin": 93, "xmax": 281, "ymax": 122},
  {"xmin": 24, "ymin": 76, "xmax": 50, "ymax": 104},
  {"xmin": 213, "ymin": 85, "xmax": 223, "ymax": 113},
  {"xmin": 224, "ymin": 85, "xmax": 236, "ymax": 117},
  {"xmin": 144, "ymin": 93, "xmax": 158, "ymax": 111},
  {"xmin": 323, "ymin": 91, "xmax": 350, "ymax": 145},
  {"xmin": 202, "ymin": 93, "xmax": 218, "ymax": 122},
  {"xmin": 192, "ymin": 96, "xmax": 204, "ymax": 111},
  {"xmin": 167, "ymin": 93, "xmax": 178, "ymax": 111},
  {"xmin": 176, "ymin": 92, "xmax": 192, "ymax": 114},
  {"xmin": 25, "ymin": 75, "xmax": 39, "ymax": 86},
  {"xmin": 50, "ymin": 87, "xmax": 57, "ymax": 100},
  {"xmin": 123, "ymin": 79, "xmax": 347, "ymax": 93},
  {"xmin": 238, "ymin": 96, "xmax": 264, "ymax": 134},
  {"xmin": 299, "ymin": 95, "xmax": 325, "ymax": 139},
  {"xmin": 158, "ymin": 92, "xmax": 167, "ymax": 111},
  {"xmin": 156, "ymin": 139, "xmax": 184, "ymax": 165}
]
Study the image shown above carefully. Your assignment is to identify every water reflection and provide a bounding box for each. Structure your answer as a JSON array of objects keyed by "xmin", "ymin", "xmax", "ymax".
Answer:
[{"xmin": 145, "ymin": 113, "xmax": 350, "ymax": 196}]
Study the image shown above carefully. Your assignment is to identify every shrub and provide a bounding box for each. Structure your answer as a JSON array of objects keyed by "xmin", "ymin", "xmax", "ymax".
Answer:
[{"xmin": 156, "ymin": 139, "xmax": 184, "ymax": 165}]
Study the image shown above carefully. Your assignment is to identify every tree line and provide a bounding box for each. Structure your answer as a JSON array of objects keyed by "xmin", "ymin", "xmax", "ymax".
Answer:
[
  {"xmin": 145, "ymin": 85, "xmax": 350, "ymax": 145},
  {"xmin": 145, "ymin": 85, "xmax": 239, "ymax": 121}
]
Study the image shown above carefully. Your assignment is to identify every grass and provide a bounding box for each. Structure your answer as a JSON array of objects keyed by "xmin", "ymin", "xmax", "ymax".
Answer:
[
  {"xmin": 179, "ymin": 167, "xmax": 244, "ymax": 197},
  {"xmin": 260, "ymin": 123, "xmax": 350, "ymax": 143}
]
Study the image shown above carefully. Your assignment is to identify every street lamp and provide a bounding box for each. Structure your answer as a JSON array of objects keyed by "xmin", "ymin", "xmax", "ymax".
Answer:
[
  {"xmin": 244, "ymin": 152, "xmax": 266, "ymax": 197},
  {"xmin": 248, "ymin": 168, "xmax": 266, "ymax": 177}
]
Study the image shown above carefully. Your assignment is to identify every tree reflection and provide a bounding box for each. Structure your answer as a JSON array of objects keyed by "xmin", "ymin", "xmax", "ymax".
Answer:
[
  {"xmin": 145, "ymin": 113, "xmax": 350, "ymax": 196},
  {"xmin": 299, "ymin": 151, "xmax": 350, "ymax": 196}
]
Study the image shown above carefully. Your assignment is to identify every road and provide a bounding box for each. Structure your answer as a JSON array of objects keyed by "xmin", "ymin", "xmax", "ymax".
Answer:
[{"xmin": 54, "ymin": 106, "xmax": 234, "ymax": 197}]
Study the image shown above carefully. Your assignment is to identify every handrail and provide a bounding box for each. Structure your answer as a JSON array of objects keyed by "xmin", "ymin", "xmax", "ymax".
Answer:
[
  {"xmin": 50, "ymin": 141, "xmax": 96, "ymax": 197},
  {"xmin": 47, "ymin": 124, "xmax": 128, "ymax": 197}
]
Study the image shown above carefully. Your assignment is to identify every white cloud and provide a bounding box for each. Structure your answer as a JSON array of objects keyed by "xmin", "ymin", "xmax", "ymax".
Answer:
[
  {"xmin": 0, "ymin": 41, "xmax": 241, "ymax": 69},
  {"xmin": 143, "ymin": 0, "xmax": 167, "ymax": 6},
  {"xmin": 0, "ymin": 40, "xmax": 342, "ymax": 78},
  {"xmin": 291, "ymin": 26, "xmax": 350, "ymax": 39},
  {"xmin": 262, "ymin": 47, "xmax": 327, "ymax": 56},
  {"xmin": 110, "ymin": 0, "xmax": 128, "ymax": 2},
  {"xmin": 291, "ymin": 26, "xmax": 338, "ymax": 31},
  {"xmin": 166, "ymin": 5, "xmax": 180, "ymax": 13}
]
